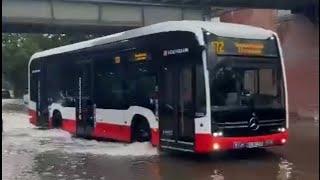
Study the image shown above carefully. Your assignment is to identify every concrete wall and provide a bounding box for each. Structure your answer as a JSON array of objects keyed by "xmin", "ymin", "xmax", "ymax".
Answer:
[
  {"xmin": 277, "ymin": 15, "xmax": 319, "ymax": 119},
  {"xmin": 220, "ymin": 9, "xmax": 319, "ymax": 120},
  {"xmin": 219, "ymin": 9, "xmax": 278, "ymax": 31}
]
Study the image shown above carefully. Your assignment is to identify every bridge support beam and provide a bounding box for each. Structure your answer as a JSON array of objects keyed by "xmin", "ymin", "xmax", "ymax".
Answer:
[{"xmin": 2, "ymin": 0, "xmax": 205, "ymax": 33}]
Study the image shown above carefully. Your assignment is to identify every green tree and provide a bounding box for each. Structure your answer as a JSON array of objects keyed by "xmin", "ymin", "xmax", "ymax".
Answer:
[{"xmin": 2, "ymin": 33, "xmax": 101, "ymax": 97}]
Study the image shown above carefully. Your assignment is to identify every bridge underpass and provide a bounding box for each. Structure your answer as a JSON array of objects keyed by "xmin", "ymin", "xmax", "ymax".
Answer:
[
  {"xmin": 2, "ymin": 0, "xmax": 318, "ymax": 34},
  {"xmin": 2, "ymin": 0, "xmax": 319, "ymax": 119},
  {"xmin": 1, "ymin": 6, "xmax": 319, "ymax": 180}
]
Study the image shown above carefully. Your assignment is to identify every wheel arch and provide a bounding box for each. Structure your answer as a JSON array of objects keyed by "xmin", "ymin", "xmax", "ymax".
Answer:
[
  {"xmin": 127, "ymin": 106, "xmax": 158, "ymax": 129},
  {"xmin": 51, "ymin": 109, "xmax": 63, "ymax": 128},
  {"xmin": 131, "ymin": 114, "xmax": 149, "ymax": 129},
  {"xmin": 52, "ymin": 109, "xmax": 62, "ymax": 117},
  {"xmin": 130, "ymin": 114, "xmax": 151, "ymax": 142}
]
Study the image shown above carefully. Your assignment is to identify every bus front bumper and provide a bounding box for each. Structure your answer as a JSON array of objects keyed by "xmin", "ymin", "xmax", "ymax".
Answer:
[{"xmin": 194, "ymin": 131, "xmax": 288, "ymax": 153}]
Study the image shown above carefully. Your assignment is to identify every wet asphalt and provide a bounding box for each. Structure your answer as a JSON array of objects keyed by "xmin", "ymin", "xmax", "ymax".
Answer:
[{"xmin": 2, "ymin": 99, "xmax": 319, "ymax": 180}]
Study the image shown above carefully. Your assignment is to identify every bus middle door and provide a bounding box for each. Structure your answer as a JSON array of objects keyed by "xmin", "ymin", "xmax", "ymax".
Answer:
[{"xmin": 76, "ymin": 61, "xmax": 95, "ymax": 138}]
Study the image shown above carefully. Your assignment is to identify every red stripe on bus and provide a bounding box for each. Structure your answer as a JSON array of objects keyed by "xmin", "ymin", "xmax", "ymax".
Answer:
[
  {"xmin": 28, "ymin": 109, "xmax": 37, "ymax": 126},
  {"xmin": 30, "ymin": 114, "xmax": 158, "ymax": 145},
  {"xmin": 194, "ymin": 134, "xmax": 213, "ymax": 153},
  {"xmin": 92, "ymin": 122, "xmax": 131, "ymax": 142},
  {"xmin": 194, "ymin": 131, "xmax": 288, "ymax": 153},
  {"xmin": 62, "ymin": 119, "xmax": 76, "ymax": 134},
  {"xmin": 151, "ymin": 128, "xmax": 159, "ymax": 146}
]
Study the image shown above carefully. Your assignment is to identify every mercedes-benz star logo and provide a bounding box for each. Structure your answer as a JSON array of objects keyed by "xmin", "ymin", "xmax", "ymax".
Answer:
[{"xmin": 248, "ymin": 114, "xmax": 259, "ymax": 131}]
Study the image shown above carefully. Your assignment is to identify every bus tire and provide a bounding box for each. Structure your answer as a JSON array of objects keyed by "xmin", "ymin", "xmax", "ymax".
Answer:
[
  {"xmin": 131, "ymin": 115, "xmax": 151, "ymax": 142},
  {"xmin": 52, "ymin": 110, "xmax": 62, "ymax": 128}
]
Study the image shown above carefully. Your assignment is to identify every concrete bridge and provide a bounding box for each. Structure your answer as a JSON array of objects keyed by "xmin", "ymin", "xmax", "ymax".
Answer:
[{"xmin": 2, "ymin": 0, "xmax": 318, "ymax": 34}]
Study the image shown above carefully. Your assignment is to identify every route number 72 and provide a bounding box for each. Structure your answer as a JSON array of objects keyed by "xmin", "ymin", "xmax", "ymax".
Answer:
[{"xmin": 212, "ymin": 41, "xmax": 225, "ymax": 54}]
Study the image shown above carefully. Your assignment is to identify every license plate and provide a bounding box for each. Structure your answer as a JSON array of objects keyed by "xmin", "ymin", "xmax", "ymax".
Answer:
[
  {"xmin": 246, "ymin": 142, "xmax": 263, "ymax": 148},
  {"xmin": 233, "ymin": 141, "xmax": 264, "ymax": 149}
]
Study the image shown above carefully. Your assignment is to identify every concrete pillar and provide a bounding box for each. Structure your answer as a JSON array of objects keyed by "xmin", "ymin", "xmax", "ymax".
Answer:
[{"xmin": 219, "ymin": 9, "xmax": 278, "ymax": 31}]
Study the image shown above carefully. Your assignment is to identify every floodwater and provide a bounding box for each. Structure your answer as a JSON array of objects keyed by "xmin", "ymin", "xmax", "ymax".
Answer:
[{"xmin": 2, "ymin": 99, "xmax": 319, "ymax": 180}]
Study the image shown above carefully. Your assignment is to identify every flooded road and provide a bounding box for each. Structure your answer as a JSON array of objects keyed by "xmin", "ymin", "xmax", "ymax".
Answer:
[{"xmin": 2, "ymin": 99, "xmax": 319, "ymax": 180}]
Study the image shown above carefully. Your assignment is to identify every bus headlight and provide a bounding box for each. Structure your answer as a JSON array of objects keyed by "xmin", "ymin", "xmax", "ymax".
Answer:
[
  {"xmin": 281, "ymin": 138, "xmax": 287, "ymax": 144},
  {"xmin": 213, "ymin": 131, "xmax": 223, "ymax": 137},
  {"xmin": 277, "ymin": 127, "xmax": 286, "ymax": 132},
  {"xmin": 213, "ymin": 143, "xmax": 220, "ymax": 150}
]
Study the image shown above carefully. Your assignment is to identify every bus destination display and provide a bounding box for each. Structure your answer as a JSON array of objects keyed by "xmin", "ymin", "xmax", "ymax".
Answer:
[
  {"xmin": 211, "ymin": 37, "xmax": 278, "ymax": 57},
  {"xmin": 129, "ymin": 52, "xmax": 151, "ymax": 62}
]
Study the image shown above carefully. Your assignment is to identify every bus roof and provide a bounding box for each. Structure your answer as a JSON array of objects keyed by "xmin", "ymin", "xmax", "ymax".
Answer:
[{"xmin": 30, "ymin": 21, "xmax": 275, "ymax": 61}]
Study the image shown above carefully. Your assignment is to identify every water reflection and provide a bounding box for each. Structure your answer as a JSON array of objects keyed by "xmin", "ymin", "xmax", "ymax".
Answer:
[
  {"xmin": 277, "ymin": 158, "xmax": 294, "ymax": 180},
  {"xmin": 210, "ymin": 169, "xmax": 224, "ymax": 180},
  {"xmin": 3, "ymin": 140, "xmax": 303, "ymax": 180},
  {"xmin": 156, "ymin": 149, "xmax": 286, "ymax": 180}
]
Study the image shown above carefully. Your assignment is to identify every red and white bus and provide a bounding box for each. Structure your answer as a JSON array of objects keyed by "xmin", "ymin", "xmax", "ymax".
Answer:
[{"xmin": 28, "ymin": 21, "xmax": 288, "ymax": 153}]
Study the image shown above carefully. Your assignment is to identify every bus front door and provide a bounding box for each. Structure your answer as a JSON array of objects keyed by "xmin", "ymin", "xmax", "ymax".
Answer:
[
  {"xmin": 159, "ymin": 64, "xmax": 195, "ymax": 152},
  {"xmin": 76, "ymin": 62, "xmax": 95, "ymax": 138}
]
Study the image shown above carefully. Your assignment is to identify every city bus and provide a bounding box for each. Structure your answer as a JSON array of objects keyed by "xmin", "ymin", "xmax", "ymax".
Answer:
[{"xmin": 28, "ymin": 21, "xmax": 288, "ymax": 153}]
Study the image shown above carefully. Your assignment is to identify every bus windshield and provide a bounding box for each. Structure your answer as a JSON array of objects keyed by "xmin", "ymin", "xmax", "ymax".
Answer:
[
  {"xmin": 205, "ymin": 34, "xmax": 285, "ymax": 112},
  {"xmin": 210, "ymin": 57, "xmax": 284, "ymax": 111}
]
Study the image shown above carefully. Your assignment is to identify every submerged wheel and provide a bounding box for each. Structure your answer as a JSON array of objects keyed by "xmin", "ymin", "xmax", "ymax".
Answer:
[
  {"xmin": 132, "ymin": 117, "xmax": 151, "ymax": 142},
  {"xmin": 52, "ymin": 111, "xmax": 62, "ymax": 128}
]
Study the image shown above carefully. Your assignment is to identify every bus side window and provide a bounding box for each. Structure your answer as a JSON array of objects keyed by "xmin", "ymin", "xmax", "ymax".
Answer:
[
  {"xmin": 134, "ymin": 76, "xmax": 157, "ymax": 107},
  {"xmin": 95, "ymin": 61, "xmax": 126, "ymax": 109}
]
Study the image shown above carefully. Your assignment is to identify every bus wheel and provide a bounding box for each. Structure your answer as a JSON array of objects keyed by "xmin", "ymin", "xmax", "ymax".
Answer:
[
  {"xmin": 52, "ymin": 111, "xmax": 62, "ymax": 128},
  {"xmin": 132, "ymin": 118, "xmax": 151, "ymax": 142}
]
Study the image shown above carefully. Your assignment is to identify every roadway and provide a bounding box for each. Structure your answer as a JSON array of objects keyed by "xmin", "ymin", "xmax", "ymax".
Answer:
[{"xmin": 2, "ymin": 99, "xmax": 319, "ymax": 180}]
